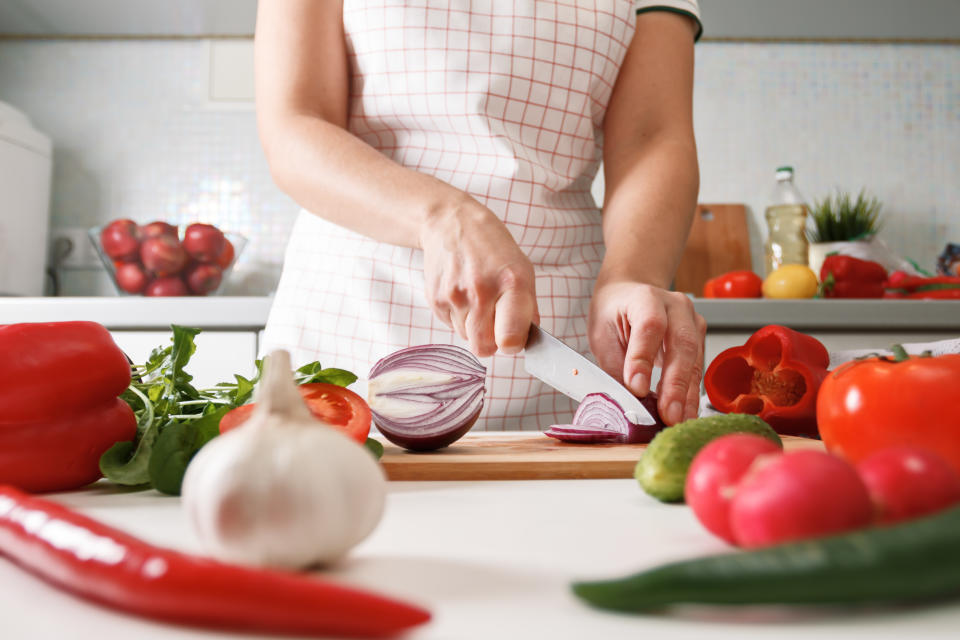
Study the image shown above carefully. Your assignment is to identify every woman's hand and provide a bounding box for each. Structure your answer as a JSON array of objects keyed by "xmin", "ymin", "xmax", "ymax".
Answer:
[
  {"xmin": 589, "ymin": 278, "xmax": 705, "ymax": 426},
  {"xmin": 420, "ymin": 199, "xmax": 539, "ymax": 357}
]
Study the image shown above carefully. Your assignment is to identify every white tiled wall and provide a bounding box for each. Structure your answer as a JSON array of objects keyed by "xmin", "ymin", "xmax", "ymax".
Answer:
[{"xmin": 0, "ymin": 39, "xmax": 957, "ymax": 295}]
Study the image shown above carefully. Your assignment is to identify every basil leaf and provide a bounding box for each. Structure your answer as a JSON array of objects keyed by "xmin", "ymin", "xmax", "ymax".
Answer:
[
  {"xmin": 148, "ymin": 406, "xmax": 229, "ymax": 496},
  {"xmin": 99, "ymin": 417, "xmax": 161, "ymax": 486},
  {"xmin": 295, "ymin": 363, "xmax": 358, "ymax": 387},
  {"xmin": 363, "ymin": 437, "xmax": 384, "ymax": 460}
]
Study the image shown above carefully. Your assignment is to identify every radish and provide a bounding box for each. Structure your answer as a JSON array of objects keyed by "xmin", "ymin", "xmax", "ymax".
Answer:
[
  {"xmin": 685, "ymin": 434, "xmax": 782, "ymax": 544},
  {"xmin": 730, "ymin": 449, "xmax": 873, "ymax": 548},
  {"xmin": 857, "ymin": 446, "xmax": 960, "ymax": 525}
]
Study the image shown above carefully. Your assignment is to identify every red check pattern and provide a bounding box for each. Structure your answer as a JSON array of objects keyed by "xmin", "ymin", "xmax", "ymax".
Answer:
[{"xmin": 263, "ymin": 1, "xmax": 692, "ymax": 430}]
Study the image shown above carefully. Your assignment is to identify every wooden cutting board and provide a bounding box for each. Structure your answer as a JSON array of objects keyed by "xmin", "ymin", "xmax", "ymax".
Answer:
[
  {"xmin": 674, "ymin": 203, "xmax": 752, "ymax": 295},
  {"xmin": 379, "ymin": 432, "xmax": 823, "ymax": 481}
]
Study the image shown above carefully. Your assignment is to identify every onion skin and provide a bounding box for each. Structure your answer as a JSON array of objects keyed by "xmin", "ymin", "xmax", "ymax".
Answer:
[
  {"xmin": 375, "ymin": 409, "xmax": 481, "ymax": 452},
  {"xmin": 545, "ymin": 393, "xmax": 665, "ymax": 444}
]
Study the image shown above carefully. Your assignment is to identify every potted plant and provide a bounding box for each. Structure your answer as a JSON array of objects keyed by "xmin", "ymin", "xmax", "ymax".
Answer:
[{"xmin": 807, "ymin": 189, "xmax": 883, "ymax": 276}]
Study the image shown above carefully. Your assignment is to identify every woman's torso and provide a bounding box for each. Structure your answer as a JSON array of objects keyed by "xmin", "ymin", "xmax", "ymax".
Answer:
[{"xmin": 263, "ymin": 0, "xmax": 640, "ymax": 430}]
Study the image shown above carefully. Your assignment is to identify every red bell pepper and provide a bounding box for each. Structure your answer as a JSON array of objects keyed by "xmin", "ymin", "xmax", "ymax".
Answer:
[
  {"xmin": 704, "ymin": 325, "xmax": 830, "ymax": 438},
  {"xmin": 818, "ymin": 255, "xmax": 887, "ymax": 298},
  {"xmin": 0, "ymin": 322, "xmax": 137, "ymax": 492},
  {"xmin": 0, "ymin": 485, "xmax": 430, "ymax": 636}
]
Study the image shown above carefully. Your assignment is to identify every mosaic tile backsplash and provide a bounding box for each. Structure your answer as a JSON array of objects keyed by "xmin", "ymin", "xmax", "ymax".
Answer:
[{"xmin": 0, "ymin": 39, "xmax": 957, "ymax": 295}]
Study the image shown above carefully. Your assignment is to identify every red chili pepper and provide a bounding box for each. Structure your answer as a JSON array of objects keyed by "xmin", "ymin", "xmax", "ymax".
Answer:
[
  {"xmin": 0, "ymin": 485, "xmax": 430, "ymax": 637},
  {"xmin": 883, "ymin": 273, "xmax": 960, "ymax": 292},
  {"xmin": 0, "ymin": 322, "xmax": 137, "ymax": 492},
  {"xmin": 903, "ymin": 288, "xmax": 960, "ymax": 299},
  {"xmin": 818, "ymin": 255, "xmax": 887, "ymax": 298},
  {"xmin": 703, "ymin": 325, "xmax": 829, "ymax": 438}
]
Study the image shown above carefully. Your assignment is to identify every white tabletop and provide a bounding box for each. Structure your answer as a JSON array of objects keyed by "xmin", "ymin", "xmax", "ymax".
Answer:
[{"xmin": 1, "ymin": 477, "xmax": 958, "ymax": 640}]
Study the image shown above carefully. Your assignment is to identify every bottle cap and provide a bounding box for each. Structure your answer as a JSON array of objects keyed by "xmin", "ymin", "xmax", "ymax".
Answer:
[{"xmin": 776, "ymin": 166, "xmax": 794, "ymax": 180}]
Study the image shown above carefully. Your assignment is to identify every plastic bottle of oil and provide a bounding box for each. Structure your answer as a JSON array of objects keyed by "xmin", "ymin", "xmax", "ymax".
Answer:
[{"xmin": 764, "ymin": 166, "xmax": 809, "ymax": 275}]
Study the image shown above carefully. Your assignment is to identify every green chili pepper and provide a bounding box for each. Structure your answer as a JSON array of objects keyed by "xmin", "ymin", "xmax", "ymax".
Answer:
[{"xmin": 573, "ymin": 505, "xmax": 960, "ymax": 611}]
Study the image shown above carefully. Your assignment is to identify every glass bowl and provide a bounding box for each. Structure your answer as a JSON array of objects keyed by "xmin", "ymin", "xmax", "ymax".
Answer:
[{"xmin": 88, "ymin": 223, "xmax": 247, "ymax": 296}]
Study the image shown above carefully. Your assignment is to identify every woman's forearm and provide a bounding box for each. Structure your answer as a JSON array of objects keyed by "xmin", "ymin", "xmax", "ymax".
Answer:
[
  {"xmin": 261, "ymin": 113, "xmax": 473, "ymax": 249},
  {"xmin": 599, "ymin": 132, "xmax": 699, "ymax": 288}
]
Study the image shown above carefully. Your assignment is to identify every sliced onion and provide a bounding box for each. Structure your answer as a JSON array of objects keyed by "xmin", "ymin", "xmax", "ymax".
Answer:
[
  {"xmin": 545, "ymin": 392, "xmax": 665, "ymax": 444},
  {"xmin": 367, "ymin": 344, "xmax": 486, "ymax": 451}
]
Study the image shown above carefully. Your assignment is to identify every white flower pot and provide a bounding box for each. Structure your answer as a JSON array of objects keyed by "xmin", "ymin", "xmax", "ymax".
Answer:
[{"xmin": 808, "ymin": 240, "xmax": 872, "ymax": 278}]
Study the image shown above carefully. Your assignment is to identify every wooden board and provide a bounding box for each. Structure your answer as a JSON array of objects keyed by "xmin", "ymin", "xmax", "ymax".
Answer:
[
  {"xmin": 674, "ymin": 203, "xmax": 752, "ymax": 295},
  {"xmin": 379, "ymin": 432, "xmax": 823, "ymax": 481}
]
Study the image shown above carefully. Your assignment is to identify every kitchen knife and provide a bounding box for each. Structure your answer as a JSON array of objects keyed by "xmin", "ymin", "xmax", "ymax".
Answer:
[{"xmin": 523, "ymin": 324, "xmax": 657, "ymax": 426}]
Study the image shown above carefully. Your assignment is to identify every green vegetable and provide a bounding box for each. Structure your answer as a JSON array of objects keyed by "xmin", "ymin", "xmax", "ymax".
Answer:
[
  {"xmin": 100, "ymin": 325, "xmax": 362, "ymax": 495},
  {"xmin": 573, "ymin": 504, "xmax": 960, "ymax": 611},
  {"xmin": 807, "ymin": 188, "xmax": 882, "ymax": 243},
  {"xmin": 635, "ymin": 414, "xmax": 780, "ymax": 502},
  {"xmin": 364, "ymin": 437, "xmax": 385, "ymax": 460}
]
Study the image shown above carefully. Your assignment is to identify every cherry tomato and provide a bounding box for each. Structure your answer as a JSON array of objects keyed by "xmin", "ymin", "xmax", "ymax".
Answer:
[
  {"xmin": 140, "ymin": 221, "xmax": 179, "ymax": 239},
  {"xmin": 99, "ymin": 219, "xmax": 141, "ymax": 261},
  {"xmin": 219, "ymin": 383, "xmax": 372, "ymax": 444},
  {"xmin": 703, "ymin": 270, "xmax": 763, "ymax": 298},
  {"xmin": 140, "ymin": 236, "xmax": 188, "ymax": 276},
  {"xmin": 216, "ymin": 238, "xmax": 236, "ymax": 270},
  {"xmin": 144, "ymin": 276, "xmax": 188, "ymax": 297},
  {"xmin": 185, "ymin": 263, "xmax": 223, "ymax": 295}
]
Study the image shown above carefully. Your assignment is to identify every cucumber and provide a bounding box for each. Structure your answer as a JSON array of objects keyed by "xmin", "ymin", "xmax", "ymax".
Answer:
[
  {"xmin": 634, "ymin": 413, "xmax": 780, "ymax": 502},
  {"xmin": 573, "ymin": 504, "xmax": 960, "ymax": 611}
]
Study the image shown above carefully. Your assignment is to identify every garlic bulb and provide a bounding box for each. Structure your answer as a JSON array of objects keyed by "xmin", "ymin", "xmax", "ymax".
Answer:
[{"xmin": 181, "ymin": 350, "xmax": 386, "ymax": 569}]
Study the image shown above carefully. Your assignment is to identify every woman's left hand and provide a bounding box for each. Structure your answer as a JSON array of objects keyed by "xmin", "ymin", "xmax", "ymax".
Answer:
[{"xmin": 588, "ymin": 279, "xmax": 705, "ymax": 426}]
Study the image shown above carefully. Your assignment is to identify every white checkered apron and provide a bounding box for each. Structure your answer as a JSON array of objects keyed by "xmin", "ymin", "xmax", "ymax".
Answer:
[{"xmin": 263, "ymin": 0, "xmax": 649, "ymax": 430}]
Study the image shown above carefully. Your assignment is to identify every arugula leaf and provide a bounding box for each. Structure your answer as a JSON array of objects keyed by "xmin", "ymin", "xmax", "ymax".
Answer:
[
  {"xmin": 99, "ymin": 417, "xmax": 162, "ymax": 487},
  {"xmin": 363, "ymin": 437, "xmax": 384, "ymax": 460},
  {"xmin": 148, "ymin": 406, "xmax": 229, "ymax": 496},
  {"xmin": 295, "ymin": 362, "xmax": 358, "ymax": 387}
]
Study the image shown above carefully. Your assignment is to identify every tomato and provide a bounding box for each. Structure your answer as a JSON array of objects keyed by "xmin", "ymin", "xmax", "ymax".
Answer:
[
  {"xmin": 762, "ymin": 264, "xmax": 818, "ymax": 299},
  {"xmin": 817, "ymin": 350, "xmax": 960, "ymax": 475},
  {"xmin": 114, "ymin": 262, "xmax": 149, "ymax": 294},
  {"xmin": 144, "ymin": 276, "xmax": 188, "ymax": 297},
  {"xmin": 140, "ymin": 221, "xmax": 179, "ymax": 239},
  {"xmin": 183, "ymin": 223, "xmax": 226, "ymax": 264},
  {"xmin": 703, "ymin": 270, "xmax": 763, "ymax": 298},
  {"xmin": 216, "ymin": 238, "xmax": 236, "ymax": 270},
  {"xmin": 219, "ymin": 383, "xmax": 371, "ymax": 444},
  {"xmin": 140, "ymin": 235, "xmax": 188, "ymax": 276},
  {"xmin": 185, "ymin": 263, "xmax": 223, "ymax": 295},
  {"xmin": 99, "ymin": 219, "xmax": 141, "ymax": 261}
]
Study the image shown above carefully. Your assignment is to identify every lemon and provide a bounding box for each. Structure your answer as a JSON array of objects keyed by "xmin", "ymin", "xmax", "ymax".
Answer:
[{"xmin": 762, "ymin": 264, "xmax": 819, "ymax": 299}]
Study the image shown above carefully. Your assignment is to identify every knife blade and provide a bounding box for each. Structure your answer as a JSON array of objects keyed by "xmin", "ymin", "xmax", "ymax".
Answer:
[{"xmin": 523, "ymin": 325, "xmax": 657, "ymax": 426}]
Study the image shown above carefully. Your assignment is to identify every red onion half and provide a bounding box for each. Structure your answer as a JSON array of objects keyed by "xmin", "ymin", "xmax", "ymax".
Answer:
[
  {"xmin": 367, "ymin": 344, "xmax": 486, "ymax": 451},
  {"xmin": 545, "ymin": 392, "xmax": 665, "ymax": 444}
]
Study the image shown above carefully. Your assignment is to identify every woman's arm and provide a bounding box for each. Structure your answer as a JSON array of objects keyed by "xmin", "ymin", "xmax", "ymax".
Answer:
[
  {"xmin": 255, "ymin": 0, "xmax": 537, "ymax": 355},
  {"xmin": 589, "ymin": 11, "xmax": 704, "ymax": 425}
]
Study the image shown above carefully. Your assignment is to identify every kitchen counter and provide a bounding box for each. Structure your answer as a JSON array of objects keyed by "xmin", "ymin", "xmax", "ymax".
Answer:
[
  {"xmin": 2, "ymin": 461, "xmax": 958, "ymax": 639},
  {"xmin": 1, "ymin": 296, "xmax": 959, "ymax": 331}
]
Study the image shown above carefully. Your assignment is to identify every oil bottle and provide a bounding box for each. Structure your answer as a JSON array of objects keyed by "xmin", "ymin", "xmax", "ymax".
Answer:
[{"xmin": 764, "ymin": 166, "xmax": 809, "ymax": 275}]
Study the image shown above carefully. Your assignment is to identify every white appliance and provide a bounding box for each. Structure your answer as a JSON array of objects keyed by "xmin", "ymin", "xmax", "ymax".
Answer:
[{"xmin": 0, "ymin": 101, "xmax": 53, "ymax": 296}]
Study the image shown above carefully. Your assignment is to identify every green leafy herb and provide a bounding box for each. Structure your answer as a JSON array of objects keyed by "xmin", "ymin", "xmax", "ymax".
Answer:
[
  {"xmin": 148, "ymin": 406, "xmax": 230, "ymax": 495},
  {"xmin": 295, "ymin": 362, "xmax": 358, "ymax": 387},
  {"xmin": 364, "ymin": 437, "xmax": 385, "ymax": 460},
  {"xmin": 101, "ymin": 325, "xmax": 366, "ymax": 495}
]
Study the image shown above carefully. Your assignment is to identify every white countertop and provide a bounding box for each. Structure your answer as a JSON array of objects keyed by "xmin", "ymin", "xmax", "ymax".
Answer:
[
  {"xmin": 2, "ymin": 468, "xmax": 957, "ymax": 639},
  {"xmin": 1, "ymin": 296, "xmax": 959, "ymax": 331}
]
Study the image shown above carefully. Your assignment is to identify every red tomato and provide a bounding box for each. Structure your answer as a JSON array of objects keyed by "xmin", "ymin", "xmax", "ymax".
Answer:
[
  {"xmin": 219, "ymin": 383, "xmax": 371, "ymax": 444},
  {"xmin": 216, "ymin": 238, "xmax": 236, "ymax": 270},
  {"xmin": 703, "ymin": 270, "xmax": 763, "ymax": 298},
  {"xmin": 140, "ymin": 221, "xmax": 179, "ymax": 239},
  {"xmin": 140, "ymin": 235, "xmax": 188, "ymax": 276},
  {"xmin": 144, "ymin": 276, "xmax": 188, "ymax": 297},
  {"xmin": 817, "ymin": 352, "xmax": 960, "ymax": 475},
  {"xmin": 100, "ymin": 219, "xmax": 141, "ymax": 261},
  {"xmin": 183, "ymin": 223, "xmax": 226, "ymax": 264},
  {"xmin": 185, "ymin": 263, "xmax": 223, "ymax": 295},
  {"xmin": 114, "ymin": 262, "xmax": 149, "ymax": 294}
]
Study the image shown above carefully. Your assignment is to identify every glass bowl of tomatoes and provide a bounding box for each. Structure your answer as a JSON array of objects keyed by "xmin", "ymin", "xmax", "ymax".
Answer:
[{"xmin": 89, "ymin": 219, "xmax": 247, "ymax": 296}]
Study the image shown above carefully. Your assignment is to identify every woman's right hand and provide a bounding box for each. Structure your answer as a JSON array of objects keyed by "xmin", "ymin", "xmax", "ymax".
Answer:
[{"xmin": 420, "ymin": 198, "xmax": 539, "ymax": 358}]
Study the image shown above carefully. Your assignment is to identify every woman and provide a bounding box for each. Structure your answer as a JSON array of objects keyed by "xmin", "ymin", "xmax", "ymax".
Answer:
[{"xmin": 258, "ymin": 0, "xmax": 705, "ymax": 430}]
